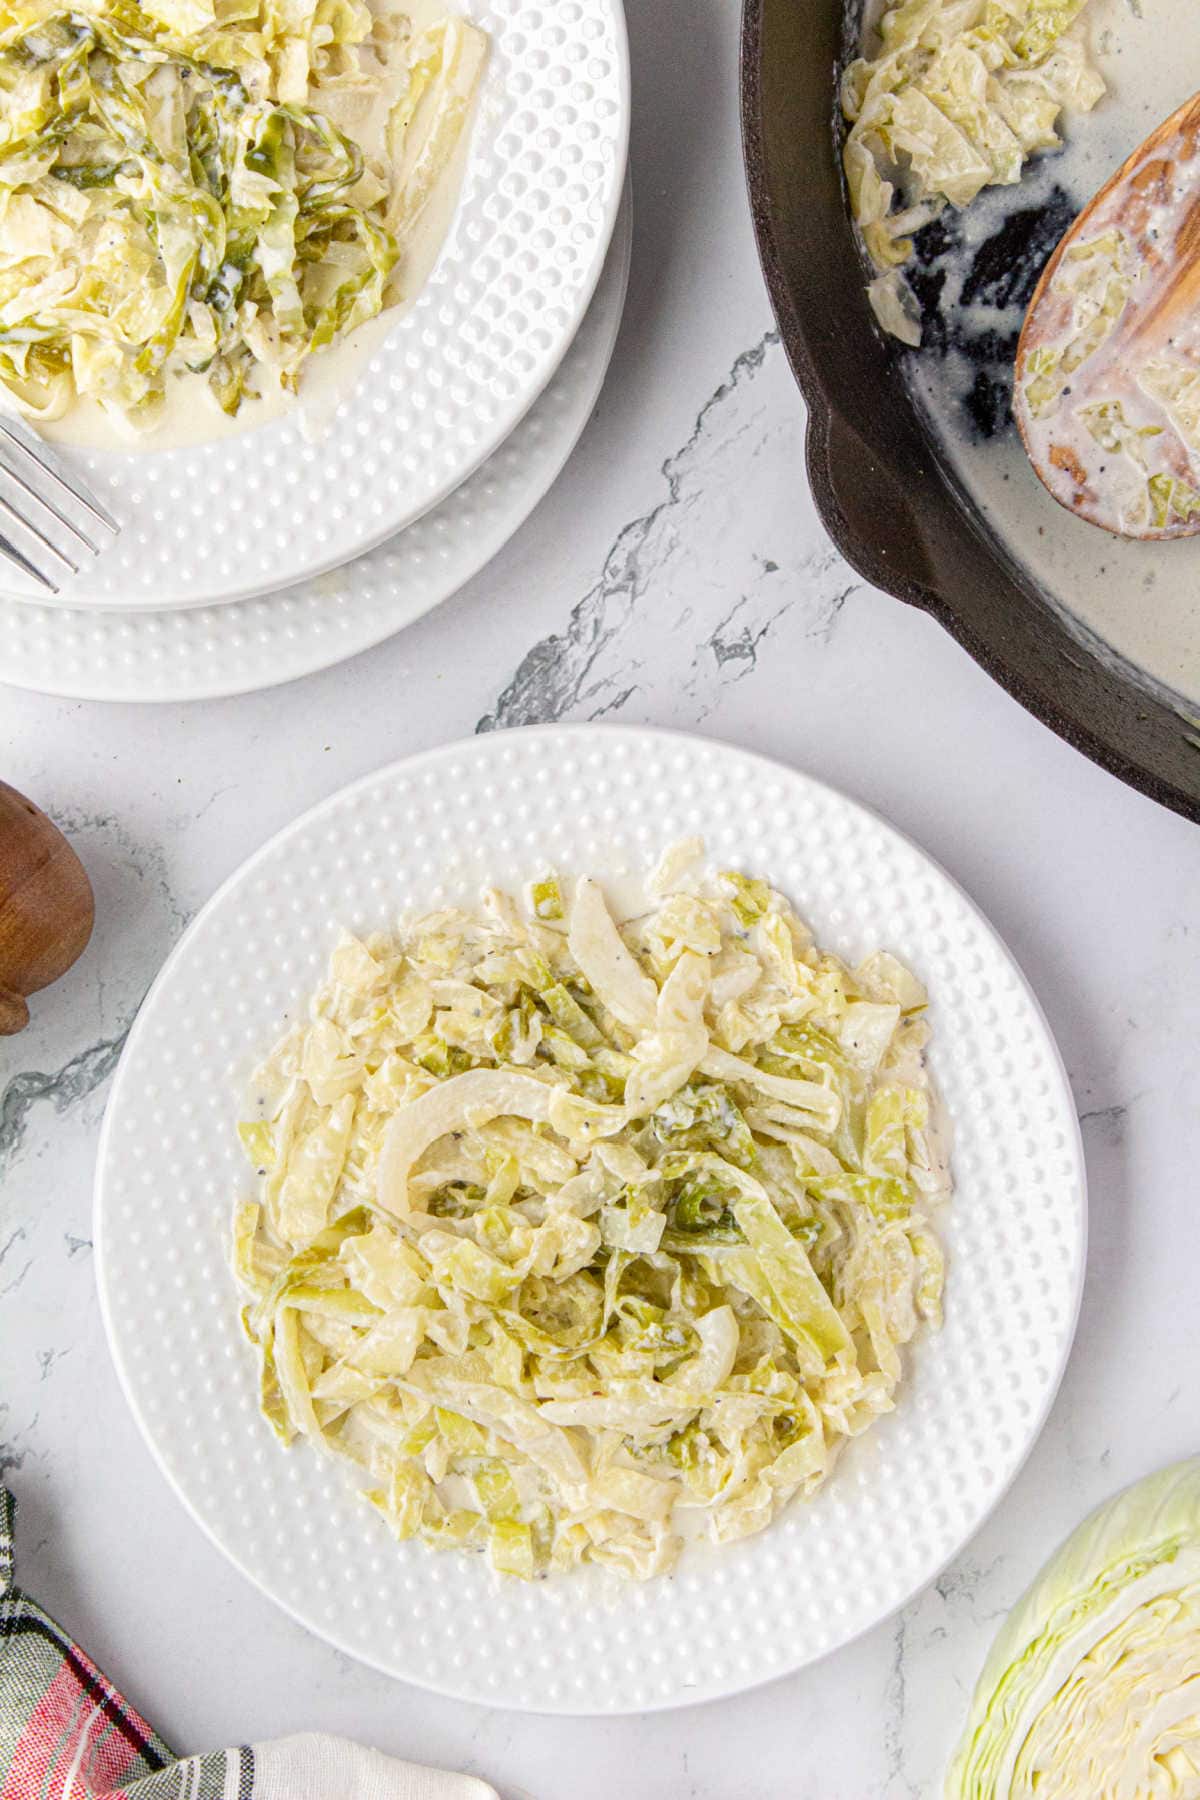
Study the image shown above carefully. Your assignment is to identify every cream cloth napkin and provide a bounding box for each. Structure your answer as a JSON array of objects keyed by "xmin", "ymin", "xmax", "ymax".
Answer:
[{"xmin": 215, "ymin": 1735, "xmax": 497, "ymax": 1799}]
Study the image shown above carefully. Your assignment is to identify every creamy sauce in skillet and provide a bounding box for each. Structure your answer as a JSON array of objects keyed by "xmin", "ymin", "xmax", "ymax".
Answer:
[{"xmin": 857, "ymin": 0, "xmax": 1200, "ymax": 707}]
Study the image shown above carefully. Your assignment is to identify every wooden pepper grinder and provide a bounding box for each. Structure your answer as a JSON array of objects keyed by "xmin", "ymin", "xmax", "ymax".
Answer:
[{"xmin": 0, "ymin": 782, "xmax": 95, "ymax": 1034}]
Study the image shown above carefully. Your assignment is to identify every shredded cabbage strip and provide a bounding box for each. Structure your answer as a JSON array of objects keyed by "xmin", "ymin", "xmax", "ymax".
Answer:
[
  {"xmin": 841, "ymin": 0, "xmax": 1104, "ymax": 344},
  {"xmin": 0, "ymin": 0, "xmax": 486, "ymax": 425},
  {"xmin": 232, "ymin": 851, "xmax": 951, "ymax": 1580}
]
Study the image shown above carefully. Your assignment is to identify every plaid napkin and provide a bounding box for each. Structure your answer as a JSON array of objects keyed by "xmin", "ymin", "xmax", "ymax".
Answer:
[{"xmin": 0, "ymin": 1487, "xmax": 499, "ymax": 1800}]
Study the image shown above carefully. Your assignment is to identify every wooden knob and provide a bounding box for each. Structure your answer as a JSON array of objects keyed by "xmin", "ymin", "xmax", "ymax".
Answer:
[
  {"xmin": 0, "ymin": 782, "xmax": 95, "ymax": 1035},
  {"xmin": 0, "ymin": 987, "xmax": 30, "ymax": 1033}
]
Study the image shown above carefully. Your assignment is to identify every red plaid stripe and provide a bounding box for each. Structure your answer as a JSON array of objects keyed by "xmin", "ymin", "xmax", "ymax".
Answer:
[{"xmin": 0, "ymin": 1654, "xmax": 150, "ymax": 1800}]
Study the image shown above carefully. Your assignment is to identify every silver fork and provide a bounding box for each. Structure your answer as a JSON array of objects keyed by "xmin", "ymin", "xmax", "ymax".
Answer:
[{"xmin": 0, "ymin": 417, "xmax": 120, "ymax": 596}]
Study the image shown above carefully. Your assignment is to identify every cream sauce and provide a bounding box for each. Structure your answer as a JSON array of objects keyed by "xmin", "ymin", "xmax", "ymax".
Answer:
[
  {"xmin": 40, "ymin": 0, "xmax": 477, "ymax": 455},
  {"xmin": 871, "ymin": 0, "xmax": 1200, "ymax": 707}
]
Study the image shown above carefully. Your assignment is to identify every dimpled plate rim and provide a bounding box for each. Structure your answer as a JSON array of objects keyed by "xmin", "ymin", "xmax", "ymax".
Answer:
[
  {"xmin": 94, "ymin": 725, "xmax": 1087, "ymax": 1714},
  {"xmin": 0, "ymin": 189, "xmax": 631, "ymax": 704},
  {"xmin": 5, "ymin": 0, "xmax": 630, "ymax": 612}
]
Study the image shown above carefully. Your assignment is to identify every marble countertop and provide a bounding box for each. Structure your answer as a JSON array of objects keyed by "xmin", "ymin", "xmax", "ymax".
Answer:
[{"xmin": 4, "ymin": 2, "xmax": 1200, "ymax": 1794}]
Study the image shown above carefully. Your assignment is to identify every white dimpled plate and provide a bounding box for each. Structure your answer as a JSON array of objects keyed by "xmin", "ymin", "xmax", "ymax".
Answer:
[
  {"xmin": 0, "ymin": 192, "xmax": 631, "ymax": 703},
  {"xmin": 95, "ymin": 727, "xmax": 1086, "ymax": 1713},
  {"xmin": 5, "ymin": 0, "xmax": 628, "ymax": 612}
]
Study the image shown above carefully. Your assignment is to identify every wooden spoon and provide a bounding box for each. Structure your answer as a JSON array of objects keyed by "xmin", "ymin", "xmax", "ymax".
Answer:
[
  {"xmin": 0, "ymin": 782, "xmax": 94, "ymax": 1034},
  {"xmin": 1015, "ymin": 90, "xmax": 1200, "ymax": 539}
]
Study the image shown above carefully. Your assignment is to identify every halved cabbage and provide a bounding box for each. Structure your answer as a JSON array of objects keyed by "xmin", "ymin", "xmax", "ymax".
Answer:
[
  {"xmin": 232, "ymin": 848, "xmax": 950, "ymax": 1578},
  {"xmin": 0, "ymin": 0, "xmax": 487, "ymax": 426},
  {"xmin": 947, "ymin": 1457, "xmax": 1200, "ymax": 1797}
]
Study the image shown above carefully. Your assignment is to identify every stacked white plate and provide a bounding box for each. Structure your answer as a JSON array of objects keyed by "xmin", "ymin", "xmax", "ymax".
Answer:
[{"xmin": 0, "ymin": 1, "xmax": 631, "ymax": 702}]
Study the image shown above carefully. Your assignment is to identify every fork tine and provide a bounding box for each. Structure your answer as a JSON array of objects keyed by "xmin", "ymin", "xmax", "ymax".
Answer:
[
  {"xmin": 0, "ymin": 490, "xmax": 81, "ymax": 575},
  {"xmin": 0, "ymin": 418, "xmax": 119, "ymax": 536},
  {"xmin": 0, "ymin": 528, "xmax": 58, "ymax": 595},
  {"xmin": 0, "ymin": 455, "xmax": 99, "ymax": 556}
]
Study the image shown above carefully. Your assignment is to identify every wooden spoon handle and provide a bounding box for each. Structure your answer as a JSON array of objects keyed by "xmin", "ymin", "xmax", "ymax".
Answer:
[{"xmin": 1125, "ymin": 195, "xmax": 1200, "ymax": 351}]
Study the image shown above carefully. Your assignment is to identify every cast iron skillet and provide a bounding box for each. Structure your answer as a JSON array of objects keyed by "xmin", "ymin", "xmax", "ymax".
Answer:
[{"xmin": 741, "ymin": 0, "xmax": 1200, "ymax": 825}]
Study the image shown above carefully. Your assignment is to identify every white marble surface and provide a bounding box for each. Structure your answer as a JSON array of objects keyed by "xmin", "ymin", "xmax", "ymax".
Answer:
[{"xmin": 2, "ymin": 1, "xmax": 1199, "ymax": 1794}]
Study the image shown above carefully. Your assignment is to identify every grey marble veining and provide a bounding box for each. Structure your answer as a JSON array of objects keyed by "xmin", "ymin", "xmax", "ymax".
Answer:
[
  {"xmin": 480, "ymin": 332, "xmax": 790, "ymax": 730},
  {"xmin": 479, "ymin": 329, "xmax": 863, "ymax": 750},
  {"xmin": 3, "ymin": 0, "xmax": 1200, "ymax": 1793}
]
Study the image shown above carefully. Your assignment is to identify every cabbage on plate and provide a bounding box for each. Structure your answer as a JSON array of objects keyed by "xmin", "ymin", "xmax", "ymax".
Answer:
[
  {"xmin": 0, "ymin": 0, "xmax": 486, "ymax": 427},
  {"xmin": 232, "ymin": 844, "xmax": 951, "ymax": 1579},
  {"xmin": 947, "ymin": 1456, "xmax": 1200, "ymax": 1797}
]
